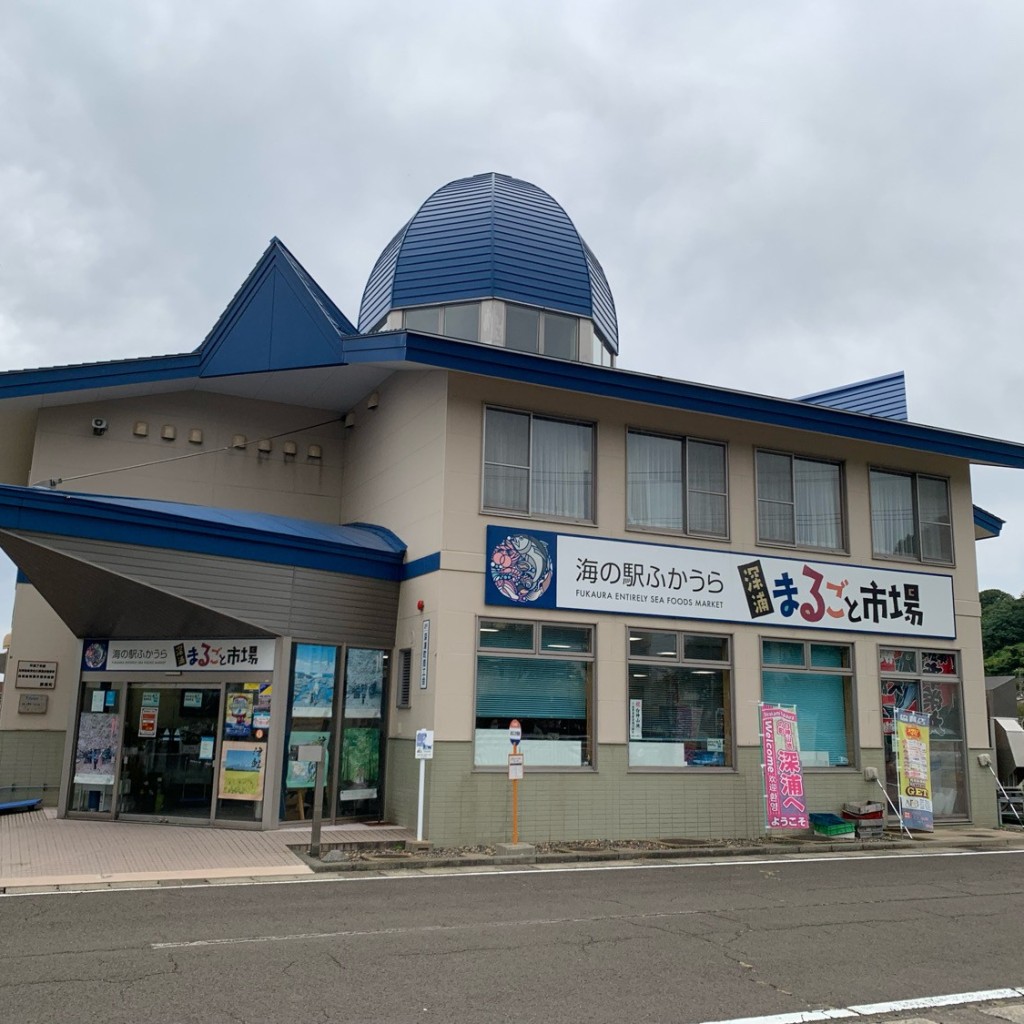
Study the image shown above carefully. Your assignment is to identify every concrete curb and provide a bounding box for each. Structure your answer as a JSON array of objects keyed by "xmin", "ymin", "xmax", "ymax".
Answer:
[{"xmin": 290, "ymin": 836, "xmax": 922, "ymax": 874}]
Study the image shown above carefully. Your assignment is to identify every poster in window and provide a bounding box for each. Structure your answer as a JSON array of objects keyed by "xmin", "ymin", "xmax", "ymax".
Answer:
[
  {"xmin": 224, "ymin": 691, "xmax": 254, "ymax": 738},
  {"xmin": 252, "ymin": 682, "xmax": 272, "ymax": 729},
  {"xmin": 292, "ymin": 645, "xmax": 336, "ymax": 718},
  {"xmin": 287, "ymin": 730, "xmax": 330, "ymax": 788},
  {"xmin": 344, "ymin": 649, "xmax": 383, "ymax": 719},
  {"xmin": 73, "ymin": 712, "xmax": 120, "ymax": 785},
  {"xmin": 339, "ymin": 727, "xmax": 379, "ymax": 800},
  {"xmin": 218, "ymin": 741, "xmax": 267, "ymax": 801}
]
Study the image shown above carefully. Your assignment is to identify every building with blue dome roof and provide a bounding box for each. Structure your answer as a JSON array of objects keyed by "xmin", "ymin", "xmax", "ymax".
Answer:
[
  {"xmin": 0, "ymin": 172, "xmax": 1018, "ymax": 847},
  {"xmin": 359, "ymin": 172, "xmax": 618, "ymax": 364}
]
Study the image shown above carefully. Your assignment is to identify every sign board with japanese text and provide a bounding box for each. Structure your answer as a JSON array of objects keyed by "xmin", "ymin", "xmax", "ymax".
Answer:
[
  {"xmin": 760, "ymin": 704, "xmax": 808, "ymax": 830},
  {"xmin": 420, "ymin": 620, "xmax": 430, "ymax": 690},
  {"xmin": 15, "ymin": 661, "xmax": 57, "ymax": 689},
  {"xmin": 415, "ymin": 729, "xmax": 434, "ymax": 759},
  {"xmin": 895, "ymin": 709, "xmax": 934, "ymax": 831},
  {"xmin": 508, "ymin": 752, "xmax": 524, "ymax": 780},
  {"xmin": 81, "ymin": 639, "xmax": 276, "ymax": 672},
  {"xmin": 486, "ymin": 526, "xmax": 955, "ymax": 639}
]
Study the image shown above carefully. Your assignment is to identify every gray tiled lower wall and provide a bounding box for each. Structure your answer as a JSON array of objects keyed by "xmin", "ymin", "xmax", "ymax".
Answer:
[
  {"xmin": 384, "ymin": 740, "xmax": 998, "ymax": 846},
  {"xmin": 0, "ymin": 730, "xmax": 65, "ymax": 806}
]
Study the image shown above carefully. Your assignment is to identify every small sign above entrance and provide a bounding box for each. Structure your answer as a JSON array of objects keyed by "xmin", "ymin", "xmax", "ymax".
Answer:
[{"xmin": 81, "ymin": 639, "xmax": 276, "ymax": 672}]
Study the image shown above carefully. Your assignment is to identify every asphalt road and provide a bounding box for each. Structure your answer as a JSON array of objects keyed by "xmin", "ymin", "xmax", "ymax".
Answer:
[{"xmin": 3, "ymin": 849, "xmax": 1024, "ymax": 1024}]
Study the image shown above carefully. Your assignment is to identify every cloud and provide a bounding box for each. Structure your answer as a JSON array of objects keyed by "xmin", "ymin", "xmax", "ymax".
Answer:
[{"xmin": 1, "ymin": 0, "xmax": 1023, "ymax": 638}]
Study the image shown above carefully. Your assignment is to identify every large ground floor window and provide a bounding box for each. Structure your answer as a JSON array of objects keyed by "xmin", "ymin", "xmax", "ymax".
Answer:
[
  {"xmin": 628, "ymin": 629, "xmax": 732, "ymax": 767},
  {"xmin": 761, "ymin": 639, "xmax": 854, "ymax": 767},
  {"xmin": 879, "ymin": 646, "xmax": 968, "ymax": 819},
  {"xmin": 282, "ymin": 643, "xmax": 388, "ymax": 822},
  {"xmin": 475, "ymin": 618, "xmax": 593, "ymax": 767}
]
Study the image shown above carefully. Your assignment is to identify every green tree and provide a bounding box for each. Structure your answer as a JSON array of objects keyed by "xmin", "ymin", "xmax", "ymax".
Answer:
[
  {"xmin": 984, "ymin": 642, "xmax": 1024, "ymax": 678},
  {"xmin": 981, "ymin": 591, "xmax": 1024, "ymax": 657}
]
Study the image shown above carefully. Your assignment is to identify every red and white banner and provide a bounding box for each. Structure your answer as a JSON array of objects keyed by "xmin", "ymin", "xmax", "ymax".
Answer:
[{"xmin": 761, "ymin": 704, "xmax": 808, "ymax": 830}]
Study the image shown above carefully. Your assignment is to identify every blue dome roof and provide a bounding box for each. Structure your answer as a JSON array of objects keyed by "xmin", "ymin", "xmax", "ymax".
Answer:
[{"xmin": 358, "ymin": 172, "xmax": 618, "ymax": 353}]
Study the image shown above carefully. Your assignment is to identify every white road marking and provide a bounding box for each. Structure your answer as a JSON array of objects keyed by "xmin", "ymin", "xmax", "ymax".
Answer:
[
  {"xmin": 697, "ymin": 988, "xmax": 1024, "ymax": 1024},
  {"xmin": 3, "ymin": 845, "xmax": 1024, "ymax": 899}
]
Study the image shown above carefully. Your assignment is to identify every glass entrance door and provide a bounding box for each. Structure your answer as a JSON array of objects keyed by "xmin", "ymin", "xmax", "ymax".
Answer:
[{"xmin": 119, "ymin": 684, "xmax": 220, "ymax": 820}]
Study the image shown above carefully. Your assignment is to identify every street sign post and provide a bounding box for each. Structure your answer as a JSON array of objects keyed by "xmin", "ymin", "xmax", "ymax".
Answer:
[
  {"xmin": 415, "ymin": 728, "xmax": 434, "ymax": 842},
  {"xmin": 509, "ymin": 719, "xmax": 522, "ymax": 843},
  {"xmin": 297, "ymin": 743, "xmax": 326, "ymax": 857}
]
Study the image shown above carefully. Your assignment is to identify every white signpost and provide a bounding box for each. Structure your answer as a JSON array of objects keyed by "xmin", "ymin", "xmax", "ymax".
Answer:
[{"xmin": 415, "ymin": 728, "xmax": 434, "ymax": 842}]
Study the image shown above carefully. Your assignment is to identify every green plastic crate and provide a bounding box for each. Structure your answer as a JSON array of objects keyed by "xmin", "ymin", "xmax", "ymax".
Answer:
[{"xmin": 809, "ymin": 813, "xmax": 855, "ymax": 837}]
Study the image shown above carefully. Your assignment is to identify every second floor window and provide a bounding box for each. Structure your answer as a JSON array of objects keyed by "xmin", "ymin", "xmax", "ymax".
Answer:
[
  {"xmin": 870, "ymin": 470, "xmax": 953, "ymax": 563},
  {"xmin": 756, "ymin": 450, "xmax": 844, "ymax": 551},
  {"xmin": 626, "ymin": 431, "xmax": 727, "ymax": 537},
  {"xmin": 483, "ymin": 407, "xmax": 594, "ymax": 521}
]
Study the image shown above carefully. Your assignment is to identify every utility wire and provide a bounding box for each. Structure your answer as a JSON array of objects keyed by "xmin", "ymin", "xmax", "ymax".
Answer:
[{"xmin": 35, "ymin": 415, "xmax": 343, "ymax": 489}]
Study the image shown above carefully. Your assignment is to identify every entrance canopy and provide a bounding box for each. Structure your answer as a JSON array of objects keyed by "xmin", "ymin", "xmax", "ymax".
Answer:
[{"xmin": 0, "ymin": 485, "xmax": 405, "ymax": 644}]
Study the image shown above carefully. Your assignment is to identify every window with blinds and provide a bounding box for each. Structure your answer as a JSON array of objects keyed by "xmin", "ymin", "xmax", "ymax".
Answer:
[
  {"xmin": 761, "ymin": 639, "xmax": 854, "ymax": 767},
  {"xmin": 627, "ymin": 629, "xmax": 732, "ymax": 768},
  {"xmin": 474, "ymin": 619, "xmax": 594, "ymax": 768}
]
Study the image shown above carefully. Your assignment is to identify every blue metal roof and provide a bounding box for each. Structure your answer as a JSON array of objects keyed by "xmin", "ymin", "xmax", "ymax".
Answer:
[
  {"xmin": 973, "ymin": 504, "xmax": 1005, "ymax": 539},
  {"xmin": 358, "ymin": 172, "xmax": 619, "ymax": 353},
  {"xmin": 0, "ymin": 486, "xmax": 406, "ymax": 579},
  {"xmin": 799, "ymin": 372, "xmax": 909, "ymax": 420}
]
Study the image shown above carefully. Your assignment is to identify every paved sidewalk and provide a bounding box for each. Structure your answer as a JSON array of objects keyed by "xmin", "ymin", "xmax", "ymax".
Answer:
[
  {"xmin": 0, "ymin": 807, "xmax": 412, "ymax": 892},
  {"xmin": 3, "ymin": 807, "xmax": 1023, "ymax": 894}
]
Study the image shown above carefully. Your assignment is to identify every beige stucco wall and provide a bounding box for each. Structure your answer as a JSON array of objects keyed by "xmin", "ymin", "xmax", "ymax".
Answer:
[
  {"xmin": 27, "ymin": 392, "xmax": 345, "ymax": 520},
  {"xmin": 338, "ymin": 369, "xmax": 448, "ymax": 560},
  {"xmin": 424, "ymin": 372, "xmax": 988, "ymax": 758},
  {"xmin": 0, "ymin": 405, "xmax": 38, "ymax": 486},
  {"xmin": 0, "ymin": 583, "xmax": 80, "ymax": 732}
]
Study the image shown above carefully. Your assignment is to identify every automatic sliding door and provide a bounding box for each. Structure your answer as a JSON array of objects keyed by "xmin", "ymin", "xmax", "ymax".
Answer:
[{"xmin": 120, "ymin": 685, "xmax": 219, "ymax": 820}]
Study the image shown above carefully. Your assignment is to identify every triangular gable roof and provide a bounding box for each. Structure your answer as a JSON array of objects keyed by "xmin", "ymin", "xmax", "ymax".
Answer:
[
  {"xmin": 798, "ymin": 371, "xmax": 908, "ymax": 420},
  {"xmin": 198, "ymin": 238, "xmax": 356, "ymax": 377}
]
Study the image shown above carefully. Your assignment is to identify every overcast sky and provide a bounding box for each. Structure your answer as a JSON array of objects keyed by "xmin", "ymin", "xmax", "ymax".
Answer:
[{"xmin": 2, "ymin": 0, "xmax": 1023, "ymax": 641}]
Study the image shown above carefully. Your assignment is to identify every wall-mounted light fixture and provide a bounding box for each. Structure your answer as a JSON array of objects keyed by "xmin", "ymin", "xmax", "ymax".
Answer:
[
  {"xmin": 188, "ymin": 428, "xmax": 203, "ymax": 445},
  {"xmin": 367, "ymin": 391, "xmax": 380, "ymax": 410},
  {"xmin": 283, "ymin": 441, "xmax": 297, "ymax": 458},
  {"xmin": 257, "ymin": 439, "xmax": 272, "ymax": 453},
  {"xmin": 161, "ymin": 425, "xmax": 176, "ymax": 441},
  {"xmin": 232, "ymin": 434, "xmax": 247, "ymax": 449},
  {"xmin": 133, "ymin": 421, "xmax": 149, "ymax": 437},
  {"xmin": 307, "ymin": 444, "xmax": 322, "ymax": 460},
  {"xmin": 343, "ymin": 412, "xmax": 356, "ymax": 429}
]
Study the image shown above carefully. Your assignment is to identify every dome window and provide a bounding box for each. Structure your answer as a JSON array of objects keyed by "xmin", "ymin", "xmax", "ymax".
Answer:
[
  {"xmin": 505, "ymin": 305, "xmax": 578, "ymax": 361},
  {"xmin": 404, "ymin": 302, "xmax": 480, "ymax": 342}
]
